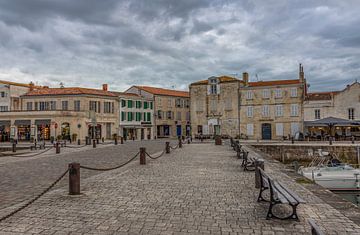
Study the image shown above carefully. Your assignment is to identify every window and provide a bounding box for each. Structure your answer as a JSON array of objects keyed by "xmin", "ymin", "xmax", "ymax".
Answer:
[
  {"xmin": 315, "ymin": 109, "xmax": 320, "ymax": 119},
  {"xmin": 262, "ymin": 89, "xmax": 270, "ymax": 99},
  {"xmin": 127, "ymin": 112, "xmax": 133, "ymax": 121},
  {"xmin": 62, "ymin": 101, "xmax": 68, "ymax": 111},
  {"xmin": 276, "ymin": 123, "xmax": 284, "ymax": 136},
  {"xmin": 39, "ymin": 102, "xmax": 49, "ymax": 111},
  {"xmin": 262, "ymin": 105, "xmax": 270, "ymax": 117},
  {"xmin": 121, "ymin": 99, "xmax": 126, "ymax": 107},
  {"xmin": 50, "ymin": 101, "xmax": 56, "ymax": 110},
  {"xmin": 185, "ymin": 100, "xmax": 189, "ymax": 108},
  {"xmin": 210, "ymin": 84, "xmax": 217, "ymax": 94},
  {"xmin": 135, "ymin": 112, "xmax": 141, "ymax": 121},
  {"xmin": 127, "ymin": 100, "xmax": 133, "ymax": 108},
  {"xmin": 210, "ymin": 100, "xmax": 217, "ymax": 112},
  {"xmin": 291, "ymin": 123, "xmax": 299, "ymax": 136},
  {"xmin": 176, "ymin": 111, "xmax": 181, "ymax": 120},
  {"xmin": 167, "ymin": 99, "xmax": 172, "ymax": 107},
  {"xmin": 186, "ymin": 112, "xmax": 190, "ymax": 121},
  {"xmin": 275, "ymin": 105, "xmax": 283, "ymax": 117},
  {"xmin": 0, "ymin": 106, "xmax": 8, "ymax": 112},
  {"xmin": 246, "ymin": 124, "xmax": 254, "ymax": 136},
  {"xmin": 150, "ymin": 102, "xmax": 153, "ymax": 109},
  {"xmin": 246, "ymin": 91, "xmax": 253, "ymax": 100},
  {"xmin": 275, "ymin": 89, "xmax": 282, "ymax": 98},
  {"xmin": 89, "ymin": 101, "xmax": 100, "ymax": 113},
  {"xmin": 176, "ymin": 99, "xmax": 182, "ymax": 108},
  {"xmin": 290, "ymin": 88, "xmax": 298, "ymax": 97},
  {"xmin": 74, "ymin": 101, "xmax": 80, "ymax": 111},
  {"xmin": 290, "ymin": 104, "xmax": 299, "ymax": 116},
  {"xmin": 196, "ymin": 100, "xmax": 204, "ymax": 112},
  {"xmin": 0, "ymin": 92, "xmax": 7, "ymax": 97},
  {"xmin": 34, "ymin": 102, "xmax": 38, "ymax": 111},
  {"xmin": 144, "ymin": 101, "xmax": 148, "ymax": 109},
  {"xmin": 104, "ymin": 102, "xmax": 112, "ymax": 113},
  {"xmin": 167, "ymin": 111, "xmax": 173, "ymax": 119},
  {"xmin": 121, "ymin": 112, "xmax": 126, "ymax": 121},
  {"xmin": 247, "ymin": 106, "xmax": 253, "ymax": 117},
  {"xmin": 135, "ymin": 101, "xmax": 142, "ymax": 109},
  {"xmin": 157, "ymin": 110, "xmax": 162, "ymax": 119},
  {"xmin": 348, "ymin": 108, "xmax": 355, "ymax": 120},
  {"xmin": 147, "ymin": 112, "xmax": 151, "ymax": 122},
  {"xmin": 26, "ymin": 102, "xmax": 33, "ymax": 111}
]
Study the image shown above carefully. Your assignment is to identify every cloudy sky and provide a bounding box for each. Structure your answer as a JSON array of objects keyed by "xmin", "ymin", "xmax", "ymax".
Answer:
[{"xmin": 0, "ymin": 0, "xmax": 359, "ymax": 92}]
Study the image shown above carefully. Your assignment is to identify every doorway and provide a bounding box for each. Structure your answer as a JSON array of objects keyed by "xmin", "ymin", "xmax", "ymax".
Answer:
[{"xmin": 262, "ymin": 123, "xmax": 272, "ymax": 140}]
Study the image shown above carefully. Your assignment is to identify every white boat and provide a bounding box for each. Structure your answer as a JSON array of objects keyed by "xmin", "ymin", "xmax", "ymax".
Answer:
[{"xmin": 299, "ymin": 150, "xmax": 360, "ymax": 191}]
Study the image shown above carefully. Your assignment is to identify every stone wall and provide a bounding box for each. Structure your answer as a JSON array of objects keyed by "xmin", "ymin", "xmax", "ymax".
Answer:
[{"xmin": 251, "ymin": 144, "xmax": 360, "ymax": 164}]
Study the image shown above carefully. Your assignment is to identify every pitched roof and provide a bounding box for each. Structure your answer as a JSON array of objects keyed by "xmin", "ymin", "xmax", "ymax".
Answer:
[
  {"xmin": 248, "ymin": 79, "xmax": 301, "ymax": 87},
  {"xmin": 110, "ymin": 91, "xmax": 141, "ymax": 97},
  {"xmin": 306, "ymin": 91, "xmax": 339, "ymax": 101},
  {"xmin": 190, "ymin": 76, "xmax": 240, "ymax": 85},
  {"xmin": 134, "ymin": 86, "xmax": 189, "ymax": 98},
  {"xmin": 0, "ymin": 80, "xmax": 41, "ymax": 88},
  {"xmin": 23, "ymin": 87, "xmax": 118, "ymax": 97}
]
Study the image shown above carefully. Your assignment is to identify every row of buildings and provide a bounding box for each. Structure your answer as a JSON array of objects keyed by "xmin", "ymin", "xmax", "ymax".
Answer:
[{"xmin": 0, "ymin": 64, "xmax": 358, "ymax": 141}]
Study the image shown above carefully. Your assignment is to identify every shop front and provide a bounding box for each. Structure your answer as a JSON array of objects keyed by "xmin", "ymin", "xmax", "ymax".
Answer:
[
  {"xmin": 61, "ymin": 122, "xmax": 71, "ymax": 140},
  {"xmin": 15, "ymin": 120, "xmax": 31, "ymax": 141},
  {"xmin": 88, "ymin": 124, "xmax": 102, "ymax": 139},
  {"xmin": 0, "ymin": 120, "xmax": 10, "ymax": 142},
  {"xmin": 35, "ymin": 119, "xmax": 51, "ymax": 140}
]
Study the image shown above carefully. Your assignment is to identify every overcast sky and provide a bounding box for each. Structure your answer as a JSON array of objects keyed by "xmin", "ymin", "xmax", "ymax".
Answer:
[{"xmin": 0, "ymin": 0, "xmax": 359, "ymax": 92}]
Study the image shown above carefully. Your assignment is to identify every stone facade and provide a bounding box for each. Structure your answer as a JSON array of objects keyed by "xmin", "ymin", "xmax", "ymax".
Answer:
[
  {"xmin": 190, "ymin": 65, "xmax": 307, "ymax": 140},
  {"xmin": 126, "ymin": 86, "xmax": 190, "ymax": 138}
]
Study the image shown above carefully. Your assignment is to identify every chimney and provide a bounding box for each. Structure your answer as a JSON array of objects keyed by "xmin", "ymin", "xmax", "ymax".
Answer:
[
  {"xmin": 29, "ymin": 82, "xmax": 34, "ymax": 91},
  {"xmin": 299, "ymin": 63, "xmax": 304, "ymax": 82},
  {"xmin": 102, "ymin": 84, "xmax": 108, "ymax": 91},
  {"xmin": 242, "ymin": 72, "xmax": 249, "ymax": 86}
]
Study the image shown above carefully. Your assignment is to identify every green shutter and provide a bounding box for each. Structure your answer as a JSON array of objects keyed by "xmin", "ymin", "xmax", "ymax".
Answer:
[
  {"xmin": 121, "ymin": 100, "xmax": 126, "ymax": 107},
  {"xmin": 144, "ymin": 102, "xmax": 148, "ymax": 109},
  {"xmin": 147, "ymin": 112, "xmax": 151, "ymax": 122},
  {"xmin": 128, "ymin": 100, "xmax": 133, "ymax": 108},
  {"xmin": 121, "ymin": 112, "xmax": 125, "ymax": 121},
  {"xmin": 150, "ymin": 102, "xmax": 153, "ymax": 109}
]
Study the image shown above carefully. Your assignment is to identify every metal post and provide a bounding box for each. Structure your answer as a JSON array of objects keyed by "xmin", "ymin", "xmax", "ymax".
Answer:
[
  {"xmin": 12, "ymin": 143, "xmax": 16, "ymax": 153},
  {"xmin": 102, "ymin": 137, "xmax": 104, "ymax": 143},
  {"xmin": 179, "ymin": 138, "xmax": 182, "ymax": 148},
  {"xmin": 140, "ymin": 147, "xmax": 146, "ymax": 165},
  {"xmin": 78, "ymin": 139, "xmax": 81, "ymax": 145},
  {"xmin": 93, "ymin": 139, "xmax": 96, "ymax": 148},
  {"xmin": 255, "ymin": 159, "xmax": 265, "ymax": 189},
  {"xmin": 121, "ymin": 137, "xmax": 124, "ymax": 144},
  {"xmin": 68, "ymin": 162, "xmax": 80, "ymax": 195},
  {"xmin": 166, "ymin": 142, "xmax": 170, "ymax": 154},
  {"xmin": 56, "ymin": 142, "xmax": 60, "ymax": 154},
  {"xmin": 291, "ymin": 137, "xmax": 294, "ymax": 144},
  {"xmin": 114, "ymin": 137, "xmax": 118, "ymax": 145},
  {"xmin": 96, "ymin": 138, "xmax": 99, "ymax": 144}
]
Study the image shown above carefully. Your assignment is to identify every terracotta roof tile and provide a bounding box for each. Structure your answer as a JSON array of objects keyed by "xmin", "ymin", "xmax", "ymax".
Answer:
[
  {"xmin": 23, "ymin": 87, "xmax": 118, "ymax": 97},
  {"xmin": 306, "ymin": 91, "xmax": 339, "ymax": 101},
  {"xmin": 248, "ymin": 79, "xmax": 301, "ymax": 87},
  {"xmin": 190, "ymin": 76, "xmax": 239, "ymax": 85},
  {"xmin": 110, "ymin": 91, "xmax": 144, "ymax": 98},
  {"xmin": 135, "ymin": 86, "xmax": 189, "ymax": 98}
]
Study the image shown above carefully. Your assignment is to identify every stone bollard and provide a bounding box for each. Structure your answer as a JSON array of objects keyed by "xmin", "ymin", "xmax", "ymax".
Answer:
[
  {"xmin": 96, "ymin": 138, "xmax": 99, "ymax": 144},
  {"xmin": 179, "ymin": 138, "xmax": 182, "ymax": 148},
  {"xmin": 215, "ymin": 136, "xmax": 222, "ymax": 145},
  {"xmin": 291, "ymin": 137, "xmax": 294, "ymax": 144},
  {"xmin": 93, "ymin": 139, "xmax": 96, "ymax": 148},
  {"xmin": 12, "ymin": 143, "xmax": 16, "ymax": 153},
  {"xmin": 140, "ymin": 147, "xmax": 146, "ymax": 165},
  {"xmin": 102, "ymin": 137, "xmax": 105, "ymax": 143},
  {"xmin": 114, "ymin": 137, "xmax": 118, "ymax": 145},
  {"xmin": 77, "ymin": 139, "xmax": 81, "ymax": 145},
  {"xmin": 68, "ymin": 162, "xmax": 80, "ymax": 195},
  {"xmin": 329, "ymin": 137, "xmax": 333, "ymax": 145},
  {"xmin": 132, "ymin": 136, "xmax": 135, "ymax": 141},
  {"xmin": 187, "ymin": 138, "xmax": 190, "ymax": 144},
  {"xmin": 56, "ymin": 142, "xmax": 60, "ymax": 154},
  {"xmin": 255, "ymin": 159, "xmax": 265, "ymax": 189},
  {"xmin": 165, "ymin": 142, "xmax": 170, "ymax": 154},
  {"xmin": 121, "ymin": 137, "xmax": 124, "ymax": 144},
  {"xmin": 351, "ymin": 136, "xmax": 355, "ymax": 144}
]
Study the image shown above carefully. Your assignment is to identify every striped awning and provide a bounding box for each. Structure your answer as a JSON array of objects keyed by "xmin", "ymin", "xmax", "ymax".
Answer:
[
  {"xmin": 0, "ymin": 120, "xmax": 10, "ymax": 126},
  {"xmin": 35, "ymin": 119, "xmax": 51, "ymax": 125},
  {"xmin": 14, "ymin": 120, "xmax": 31, "ymax": 126}
]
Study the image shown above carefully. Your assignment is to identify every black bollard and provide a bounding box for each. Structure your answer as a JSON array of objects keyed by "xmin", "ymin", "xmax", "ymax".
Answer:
[
  {"xmin": 121, "ymin": 136, "xmax": 124, "ymax": 144},
  {"xmin": 56, "ymin": 142, "xmax": 60, "ymax": 154},
  {"xmin": 96, "ymin": 138, "xmax": 99, "ymax": 144},
  {"xmin": 78, "ymin": 139, "xmax": 81, "ymax": 145},
  {"xmin": 115, "ymin": 137, "xmax": 118, "ymax": 145},
  {"xmin": 165, "ymin": 142, "xmax": 170, "ymax": 154},
  {"xmin": 102, "ymin": 137, "xmax": 104, "ymax": 143},
  {"xmin": 187, "ymin": 138, "xmax": 190, "ymax": 144},
  {"xmin": 255, "ymin": 159, "xmax": 265, "ymax": 189},
  {"xmin": 329, "ymin": 137, "xmax": 333, "ymax": 145},
  {"xmin": 140, "ymin": 147, "xmax": 146, "ymax": 165},
  {"xmin": 12, "ymin": 143, "xmax": 16, "ymax": 153},
  {"xmin": 93, "ymin": 139, "xmax": 96, "ymax": 148},
  {"xmin": 179, "ymin": 138, "xmax": 182, "ymax": 148},
  {"xmin": 291, "ymin": 137, "xmax": 294, "ymax": 144},
  {"xmin": 68, "ymin": 162, "xmax": 80, "ymax": 195}
]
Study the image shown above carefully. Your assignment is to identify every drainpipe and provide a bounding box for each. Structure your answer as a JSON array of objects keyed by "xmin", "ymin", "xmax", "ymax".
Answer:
[{"xmin": 237, "ymin": 81, "xmax": 241, "ymax": 138}]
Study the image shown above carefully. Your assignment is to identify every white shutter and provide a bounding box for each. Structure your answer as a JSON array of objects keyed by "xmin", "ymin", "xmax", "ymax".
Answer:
[
  {"xmin": 207, "ymin": 85, "xmax": 211, "ymax": 95},
  {"xmin": 216, "ymin": 84, "xmax": 220, "ymax": 94},
  {"xmin": 246, "ymin": 124, "xmax": 254, "ymax": 136},
  {"xmin": 276, "ymin": 123, "xmax": 284, "ymax": 136},
  {"xmin": 291, "ymin": 123, "xmax": 299, "ymax": 136},
  {"xmin": 203, "ymin": 125, "xmax": 209, "ymax": 135}
]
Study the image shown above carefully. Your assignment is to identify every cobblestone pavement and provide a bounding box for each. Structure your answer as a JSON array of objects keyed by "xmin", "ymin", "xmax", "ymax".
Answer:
[
  {"xmin": 0, "ymin": 139, "xmax": 177, "ymax": 210},
  {"xmin": 1, "ymin": 142, "xmax": 360, "ymax": 234}
]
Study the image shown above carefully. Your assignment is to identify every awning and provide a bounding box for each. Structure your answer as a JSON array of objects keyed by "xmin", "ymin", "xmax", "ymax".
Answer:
[
  {"xmin": 14, "ymin": 120, "xmax": 31, "ymax": 126},
  {"xmin": 305, "ymin": 117, "xmax": 360, "ymax": 127},
  {"xmin": 35, "ymin": 119, "xmax": 51, "ymax": 125},
  {"xmin": 0, "ymin": 120, "xmax": 10, "ymax": 126}
]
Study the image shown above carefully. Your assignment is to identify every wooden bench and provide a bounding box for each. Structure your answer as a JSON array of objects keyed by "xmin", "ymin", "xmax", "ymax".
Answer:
[
  {"xmin": 241, "ymin": 151, "xmax": 255, "ymax": 171},
  {"xmin": 308, "ymin": 219, "xmax": 325, "ymax": 235},
  {"xmin": 258, "ymin": 168, "xmax": 305, "ymax": 220}
]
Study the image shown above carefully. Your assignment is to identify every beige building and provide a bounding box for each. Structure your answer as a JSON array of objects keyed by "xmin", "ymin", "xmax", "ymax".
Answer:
[
  {"xmin": 304, "ymin": 81, "xmax": 360, "ymax": 138},
  {"xmin": 125, "ymin": 86, "xmax": 190, "ymax": 138},
  {"xmin": 190, "ymin": 65, "xmax": 307, "ymax": 140},
  {"xmin": 0, "ymin": 84, "xmax": 119, "ymax": 142},
  {"xmin": 111, "ymin": 91, "xmax": 155, "ymax": 140}
]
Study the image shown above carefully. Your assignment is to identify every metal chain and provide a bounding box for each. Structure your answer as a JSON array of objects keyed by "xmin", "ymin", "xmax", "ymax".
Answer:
[
  {"xmin": 145, "ymin": 150, "xmax": 166, "ymax": 159},
  {"xmin": 64, "ymin": 144, "xmax": 87, "ymax": 149},
  {"xmin": 80, "ymin": 152, "xmax": 140, "ymax": 171},
  {"xmin": 6, "ymin": 146, "xmax": 54, "ymax": 158},
  {"xmin": 0, "ymin": 168, "xmax": 69, "ymax": 223},
  {"xmin": 170, "ymin": 144, "xmax": 179, "ymax": 150}
]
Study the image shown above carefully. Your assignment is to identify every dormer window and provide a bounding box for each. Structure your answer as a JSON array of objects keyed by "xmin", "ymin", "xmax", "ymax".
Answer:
[{"xmin": 208, "ymin": 77, "xmax": 219, "ymax": 95}]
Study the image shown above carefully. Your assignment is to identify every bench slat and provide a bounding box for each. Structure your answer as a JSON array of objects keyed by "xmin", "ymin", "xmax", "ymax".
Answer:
[{"xmin": 276, "ymin": 181, "xmax": 306, "ymax": 203}]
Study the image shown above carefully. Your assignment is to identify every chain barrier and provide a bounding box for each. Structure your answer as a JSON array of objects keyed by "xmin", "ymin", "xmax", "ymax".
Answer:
[
  {"xmin": 0, "ymin": 168, "xmax": 69, "ymax": 222},
  {"xmin": 3, "ymin": 146, "xmax": 55, "ymax": 158},
  {"xmin": 80, "ymin": 152, "xmax": 140, "ymax": 171},
  {"xmin": 100, "ymin": 142, "xmax": 114, "ymax": 145},
  {"xmin": 145, "ymin": 150, "xmax": 166, "ymax": 160},
  {"xmin": 64, "ymin": 144, "xmax": 87, "ymax": 149},
  {"xmin": 170, "ymin": 144, "xmax": 179, "ymax": 150}
]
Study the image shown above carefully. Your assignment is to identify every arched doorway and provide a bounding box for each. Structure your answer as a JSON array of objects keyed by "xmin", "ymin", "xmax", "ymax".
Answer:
[
  {"xmin": 61, "ymin": 122, "xmax": 70, "ymax": 140},
  {"xmin": 262, "ymin": 123, "xmax": 272, "ymax": 140}
]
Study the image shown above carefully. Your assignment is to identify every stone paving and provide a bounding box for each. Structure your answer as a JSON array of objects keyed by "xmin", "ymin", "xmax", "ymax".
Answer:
[
  {"xmin": 0, "ymin": 139, "xmax": 177, "ymax": 210},
  {"xmin": 0, "ymin": 142, "xmax": 360, "ymax": 234}
]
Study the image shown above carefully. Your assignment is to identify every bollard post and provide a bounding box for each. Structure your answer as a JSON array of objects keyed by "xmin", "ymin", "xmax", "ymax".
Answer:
[
  {"xmin": 187, "ymin": 138, "xmax": 190, "ymax": 144},
  {"xmin": 78, "ymin": 139, "xmax": 81, "ymax": 145},
  {"xmin": 140, "ymin": 147, "xmax": 146, "ymax": 165},
  {"xmin": 56, "ymin": 142, "xmax": 60, "ymax": 154},
  {"xmin": 121, "ymin": 136, "xmax": 124, "ymax": 144},
  {"xmin": 166, "ymin": 142, "xmax": 170, "ymax": 154},
  {"xmin": 68, "ymin": 162, "xmax": 80, "ymax": 195},
  {"xmin": 93, "ymin": 139, "xmax": 96, "ymax": 148},
  {"xmin": 96, "ymin": 138, "xmax": 99, "ymax": 144},
  {"xmin": 291, "ymin": 137, "xmax": 294, "ymax": 144},
  {"xmin": 329, "ymin": 137, "xmax": 333, "ymax": 145},
  {"xmin": 12, "ymin": 142, "xmax": 16, "ymax": 153},
  {"xmin": 201, "ymin": 135, "xmax": 203, "ymax": 142},
  {"xmin": 179, "ymin": 138, "xmax": 182, "ymax": 148},
  {"xmin": 114, "ymin": 137, "xmax": 118, "ymax": 145},
  {"xmin": 102, "ymin": 137, "xmax": 104, "ymax": 143},
  {"xmin": 255, "ymin": 159, "xmax": 265, "ymax": 189},
  {"xmin": 182, "ymin": 136, "xmax": 185, "ymax": 141},
  {"xmin": 132, "ymin": 136, "xmax": 135, "ymax": 141}
]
